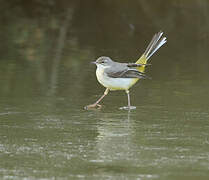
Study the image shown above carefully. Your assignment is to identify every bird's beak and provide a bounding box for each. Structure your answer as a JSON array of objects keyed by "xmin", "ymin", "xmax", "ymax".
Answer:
[{"xmin": 91, "ymin": 61, "xmax": 96, "ymax": 65}]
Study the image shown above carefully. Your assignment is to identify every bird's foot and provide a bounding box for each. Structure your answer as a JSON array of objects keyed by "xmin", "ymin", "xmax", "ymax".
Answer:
[
  {"xmin": 84, "ymin": 103, "xmax": 102, "ymax": 110},
  {"xmin": 119, "ymin": 106, "xmax": 136, "ymax": 110}
]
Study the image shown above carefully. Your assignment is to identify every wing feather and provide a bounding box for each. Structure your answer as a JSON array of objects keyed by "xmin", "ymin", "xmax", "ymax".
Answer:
[
  {"xmin": 106, "ymin": 69, "xmax": 149, "ymax": 79},
  {"xmin": 127, "ymin": 63, "xmax": 151, "ymax": 68}
]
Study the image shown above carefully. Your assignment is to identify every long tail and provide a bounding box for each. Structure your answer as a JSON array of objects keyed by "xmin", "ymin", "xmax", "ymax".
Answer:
[{"xmin": 136, "ymin": 31, "xmax": 167, "ymax": 72}]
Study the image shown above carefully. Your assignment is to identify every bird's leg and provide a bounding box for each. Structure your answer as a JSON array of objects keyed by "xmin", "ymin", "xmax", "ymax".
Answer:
[
  {"xmin": 126, "ymin": 90, "xmax": 131, "ymax": 108},
  {"xmin": 85, "ymin": 88, "xmax": 109, "ymax": 109},
  {"xmin": 120, "ymin": 90, "xmax": 136, "ymax": 110}
]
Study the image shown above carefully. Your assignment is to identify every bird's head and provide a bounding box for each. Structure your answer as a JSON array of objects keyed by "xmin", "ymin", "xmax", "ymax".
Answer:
[{"xmin": 92, "ymin": 56, "xmax": 113, "ymax": 68}]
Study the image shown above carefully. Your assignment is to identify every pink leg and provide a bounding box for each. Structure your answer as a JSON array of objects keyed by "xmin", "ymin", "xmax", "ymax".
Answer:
[{"xmin": 85, "ymin": 88, "xmax": 109, "ymax": 109}]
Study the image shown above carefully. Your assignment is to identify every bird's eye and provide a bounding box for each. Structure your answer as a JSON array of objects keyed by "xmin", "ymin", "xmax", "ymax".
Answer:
[{"xmin": 101, "ymin": 61, "xmax": 104, "ymax": 64}]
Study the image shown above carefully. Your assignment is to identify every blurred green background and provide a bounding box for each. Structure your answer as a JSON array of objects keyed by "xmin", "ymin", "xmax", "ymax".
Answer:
[{"xmin": 0, "ymin": 1, "xmax": 209, "ymax": 180}]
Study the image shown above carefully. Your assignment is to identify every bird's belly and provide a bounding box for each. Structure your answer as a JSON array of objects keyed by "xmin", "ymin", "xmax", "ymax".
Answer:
[{"xmin": 96, "ymin": 69, "xmax": 138, "ymax": 90}]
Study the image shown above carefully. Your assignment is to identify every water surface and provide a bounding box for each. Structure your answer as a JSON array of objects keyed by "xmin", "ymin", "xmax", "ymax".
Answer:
[{"xmin": 0, "ymin": 1, "xmax": 209, "ymax": 179}]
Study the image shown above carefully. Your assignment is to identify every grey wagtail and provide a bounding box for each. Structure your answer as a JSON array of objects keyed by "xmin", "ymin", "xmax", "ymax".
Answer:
[{"xmin": 85, "ymin": 31, "xmax": 167, "ymax": 110}]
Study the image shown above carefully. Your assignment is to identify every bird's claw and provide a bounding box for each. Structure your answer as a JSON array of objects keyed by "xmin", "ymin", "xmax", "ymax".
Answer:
[
  {"xmin": 84, "ymin": 103, "xmax": 102, "ymax": 110},
  {"xmin": 119, "ymin": 106, "xmax": 136, "ymax": 110}
]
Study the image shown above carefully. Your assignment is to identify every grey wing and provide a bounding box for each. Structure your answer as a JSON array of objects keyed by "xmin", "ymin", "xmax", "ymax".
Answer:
[
  {"xmin": 106, "ymin": 69, "xmax": 149, "ymax": 79},
  {"xmin": 127, "ymin": 63, "xmax": 151, "ymax": 68}
]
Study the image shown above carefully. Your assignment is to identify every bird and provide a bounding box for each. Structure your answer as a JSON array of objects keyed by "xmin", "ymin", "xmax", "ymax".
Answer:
[{"xmin": 85, "ymin": 31, "xmax": 167, "ymax": 110}]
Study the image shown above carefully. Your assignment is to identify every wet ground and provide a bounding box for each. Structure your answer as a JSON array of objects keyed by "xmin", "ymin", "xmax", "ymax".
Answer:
[{"xmin": 0, "ymin": 1, "xmax": 209, "ymax": 179}]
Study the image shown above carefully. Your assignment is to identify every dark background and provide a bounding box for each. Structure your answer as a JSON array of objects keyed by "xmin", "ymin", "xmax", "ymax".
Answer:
[
  {"xmin": 0, "ymin": 0, "xmax": 209, "ymax": 99},
  {"xmin": 0, "ymin": 1, "xmax": 209, "ymax": 179}
]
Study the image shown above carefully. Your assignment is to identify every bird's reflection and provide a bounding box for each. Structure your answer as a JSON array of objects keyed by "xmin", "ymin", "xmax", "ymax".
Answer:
[{"xmin": 91, "ymin": 110, "xmax": 136, "ymax": 163}]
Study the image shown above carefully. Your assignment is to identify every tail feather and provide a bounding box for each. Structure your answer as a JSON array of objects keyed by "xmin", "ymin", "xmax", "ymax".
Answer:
[
  {"xmin": 144, "ymin": 31, "xmax": 163, "ymax": 58},
  {"xmin": 147, "ymin": 36, "xmax": 166, "ymax": 60},
  {"xmin": 136, "ymin": 31, "xmax": 167, "ymax": 72}
]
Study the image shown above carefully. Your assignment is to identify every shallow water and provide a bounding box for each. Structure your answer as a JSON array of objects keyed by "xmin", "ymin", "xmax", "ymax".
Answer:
[{"xmin": 0, "ymin": 1, "xmax": 209, "ymax": 179}]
